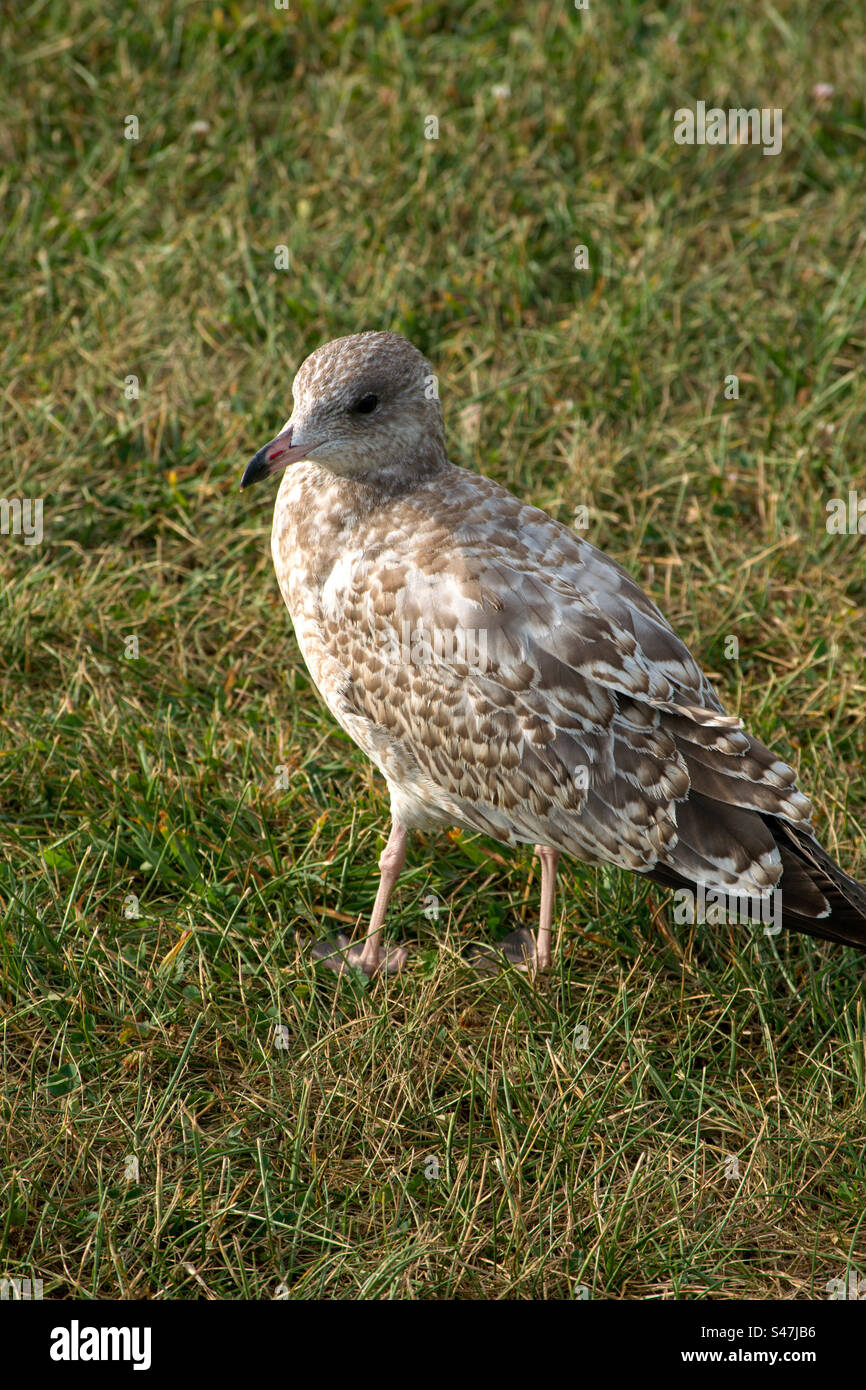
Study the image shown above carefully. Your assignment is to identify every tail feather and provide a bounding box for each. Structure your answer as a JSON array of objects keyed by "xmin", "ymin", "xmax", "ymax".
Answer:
[
  {"xmin": 644, "ymin": 818, "xmax": 866, "ymax": 953},
  {"xmin": 771, "ymin": 820, "xmax": 866, "ymax": 950}
]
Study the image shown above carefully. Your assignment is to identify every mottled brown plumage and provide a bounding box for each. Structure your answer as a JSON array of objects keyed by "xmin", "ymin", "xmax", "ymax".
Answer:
[{"xmin": 240, "ymin": 330, "xmax": 866, "ymax": 973}]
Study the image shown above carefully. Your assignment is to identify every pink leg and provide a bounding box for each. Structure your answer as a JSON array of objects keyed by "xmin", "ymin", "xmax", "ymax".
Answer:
[
  {"xmin": 535, "ymin": 844, "xmax": 560, "ymax": 969},
  {"xmin": 475, "ymin": 843, "xmax": 561, "ymax": 973},
  {"xmin": 312, "ymin": 822, "xmax": 408, "ymax": 977},
  {"xmin": 354, "ymin": 822, "xmax": 408, "ymax": 974}
]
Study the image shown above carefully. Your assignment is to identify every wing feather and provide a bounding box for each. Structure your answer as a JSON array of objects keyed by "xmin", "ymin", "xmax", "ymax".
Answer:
[{"xmin": 304, "ymin": 467, "xmax": 812, "ymax": 892}]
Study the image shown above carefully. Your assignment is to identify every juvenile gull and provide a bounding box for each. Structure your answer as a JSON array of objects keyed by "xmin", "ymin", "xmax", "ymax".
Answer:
[{"xmin": 241, "ymin": 330, "xmax": 866, "ymax": 974}]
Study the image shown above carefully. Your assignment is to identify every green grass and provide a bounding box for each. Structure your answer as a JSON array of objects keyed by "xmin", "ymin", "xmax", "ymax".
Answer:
[{"xmin": 2, "ymin": 0, "xmax": 865, "ymax": 1299}]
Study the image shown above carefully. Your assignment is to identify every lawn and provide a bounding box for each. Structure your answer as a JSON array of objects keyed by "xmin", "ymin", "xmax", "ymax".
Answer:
[{"xmin": 1, "ymin": 0, "xmax": 865, "ymax": 1300}]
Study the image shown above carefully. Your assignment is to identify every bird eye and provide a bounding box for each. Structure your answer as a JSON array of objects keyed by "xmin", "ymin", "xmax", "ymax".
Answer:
[{"xmin": 351, "ymin": 392, "xmax": 379, "ymax": 414}]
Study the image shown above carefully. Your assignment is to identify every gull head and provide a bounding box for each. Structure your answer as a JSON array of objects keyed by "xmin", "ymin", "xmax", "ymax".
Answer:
[{"xmin": 241, "ymin": 330, "xmax": 446, "ymax": 490}]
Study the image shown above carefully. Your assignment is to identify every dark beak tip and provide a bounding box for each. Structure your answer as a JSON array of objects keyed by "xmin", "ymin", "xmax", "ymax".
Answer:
[{"xmin": 240, "ymin": 451, "xmax": 269, "ymax": 491}]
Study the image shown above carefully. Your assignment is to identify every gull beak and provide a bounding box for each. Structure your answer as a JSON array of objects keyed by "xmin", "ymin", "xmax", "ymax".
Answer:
[{"xmin": 240, "ymin": 423, "xmax": 319, "ymax": 490}]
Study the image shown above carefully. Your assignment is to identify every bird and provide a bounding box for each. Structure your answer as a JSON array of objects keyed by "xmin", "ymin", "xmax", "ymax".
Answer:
[{"xmin": 240, "ymin": 330, "xmax": 866, "ymax": 975}]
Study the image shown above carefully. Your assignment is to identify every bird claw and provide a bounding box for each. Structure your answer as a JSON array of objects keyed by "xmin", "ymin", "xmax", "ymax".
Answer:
[
  {"xmin": 466, "ymin": 927, "xmax": 547, "ymax": 975},
  {"xmin": 311, "ymin": 932, "xmax": 408, "ymax": 977}
]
